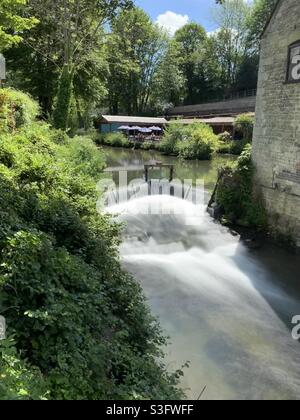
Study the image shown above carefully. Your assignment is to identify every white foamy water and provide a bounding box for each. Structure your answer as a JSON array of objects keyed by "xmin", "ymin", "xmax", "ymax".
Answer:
[{"xmin": 107, "ymin": 194, "xmax": 300, "ymax": 400}]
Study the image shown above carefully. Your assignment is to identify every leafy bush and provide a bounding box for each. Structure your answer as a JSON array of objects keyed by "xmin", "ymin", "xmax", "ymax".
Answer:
[
  {"xmin": 140, "ymin": 141, "xmax": 156, "ymax": 151},
  {"xmin": 160, "ymin": 123, "xmax": 218, "ymax": 160},
  {"xmin": 218, "ymin": 131, "xmax": 232, "ymax": 143},
  {"xmin": 159, "ymin": 123, "xmax": 189, "ymax": 155},
  {"xmin": 0, "ymin": 89, "xmax": 39, "ymax": 133},
  {"xmin": 234, "ymin": 114, "xmax": 254, "ymax": 141},
  {"xmin": 217, "ymin": 141, "xmax": 234, "ymax": 154},
  {"xmin": 217, "ymin": 138, "xmax": 250, "ymax": 155},
  {"xmin": 216, "ymin": 144, "xmax": 267, "ymax": 228},
  {"xmin": 97, "ymin": 132, "xmax": 131, "ymax": 148},
  {"xmin": 230, "ymin": 139, "xmax": 251, "ymax": 155},
  {"xmin": 0, "ymin": 91, "xmax": 184, "ymax": 400},
  {"xmin": 177, "ymin": 124, "xmax": 219, "ymax": 160},
  {"xmin": 60, "ymin": 135, "xmax": 106, "ymax": 178},
  {"xmin": 0, "ymin": 339, "xmax": 49, "ymax": 400}
]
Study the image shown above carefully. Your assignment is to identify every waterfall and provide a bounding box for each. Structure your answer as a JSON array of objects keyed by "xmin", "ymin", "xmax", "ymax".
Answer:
[{"xmin": 106, "ymin": 193, "xmax": 300, "ymax": 400}]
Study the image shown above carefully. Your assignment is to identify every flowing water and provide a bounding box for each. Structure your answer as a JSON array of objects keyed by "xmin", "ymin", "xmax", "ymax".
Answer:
[{"xmin": 103, "ymin": 147, "xmax": 300, "ymax": 400}]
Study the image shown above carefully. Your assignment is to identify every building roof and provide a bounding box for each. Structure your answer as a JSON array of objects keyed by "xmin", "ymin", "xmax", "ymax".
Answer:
[
  {"xmin": 101, "ymin": 115, "xmax": 167, "ymax": 125},
  {"xmin": 167, "ymin": 117, "xmax": 237, "ymax": 126}
]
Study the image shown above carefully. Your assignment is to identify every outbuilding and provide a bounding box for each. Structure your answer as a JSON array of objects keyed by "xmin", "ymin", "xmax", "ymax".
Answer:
[{"xmin": 97, "ymin": 115, "xmax": 167, "ymax": 133}]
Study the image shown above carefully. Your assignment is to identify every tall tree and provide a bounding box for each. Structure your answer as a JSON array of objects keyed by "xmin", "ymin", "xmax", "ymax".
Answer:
[
  {"xmin": 49, "ymin": 0, "xmax": 132, "ymax": 129},
  {"xmin": 0, "ymin": 0, "xmax": 37, "ymax": 51},
  {"xmin": 246, "ymin": 0, "xmax": 278, "ymax": 54},
  {"xmin": 174, "ymin": 23, "xmax": 207, "ymax": 105},
  {"xmin": 151, "ymin": 39, "xmax": 185, "ymax": 111},
  {"xmin": 211, "ymin": 0, "xmax": 251, "ymax": 95},
  {"xmin": 6, "ymin": 0, "xmax": 132, "ymax": 128},
  {"xmin": 106, "ymin": 7, "xmax": 168, "ymax": 115}
]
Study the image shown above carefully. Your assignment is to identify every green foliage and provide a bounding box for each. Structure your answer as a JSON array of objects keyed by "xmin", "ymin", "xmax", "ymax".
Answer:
[
  {"xmin": 152, "ymin": 40, "xmax": 184, "ymax": 110},
  {"xmin": 140, "ymin": 141, "xmax": 157, "ymax": 151},
  {"xmin": 246, "ymin": 0, "xmax": 278, "ymax": 53},
  {"xmin": 218, "ymin": 131, "xmax": 232, "ymax": 143},
  {"xmin": 0, "ymin": 89, "xmax": 39, "ymax": 133},
  {"xmin": 0, "ymin": 91, "xmax": 184, "ymax": 400},
  {"xmin": 160, "ymin": 123, "xmax": 218, "ymax": 160},
  {"xmin": 4, "ymin": 0, "xmax": 277, "ymax": 125},
  {"xmin": 97, "ymin": 132, "xmax": 131, "ymax": 148},
  {"xmin": 52, "ymin": 65, "xmax": 74, "ymax": 131},
  {"xmin": 106, "ymin": 7, "xmax": 169, "ymax": 115},
  {"xmin": 217, "ymin": 138, "xmax": 250, "ymax": 156},
  {"xmin": 230, "ymin": 139, "xmax": 251, "ymax": 155},
  {"xmin": 216, "ymin": 144, "xmax": 268, "ymax": 228},
  {"xmin": 6, "ymin": 0, "xmax": 131, "ymax": 119},
  {"xmin": 234, "ymin": 113, "xmax": 254, "ymax": 141},
  {"xmin": 217, "ymin": 131, "xmax": 241, "ymax": 155},
  {"xmin": 0, "ymin": 339, "xmax": 49, "ymax": 400},
  {"xmin": 0, "ymin": 0, "xmax": 38, "ymax": 50},
  {"xmin": 174, "ymin": 23, "xmax": 208, "ymax": 104},
  {"xmin": 159, "ymin": 124, "xmax": 189, "ymax": 155},
  {"xmin": 61, "ymin": 136, "xmax": 106, "ymax": 178},
  {"xmin": 178, "ymin": 124, "xmax": 218, "ymax": 160}
]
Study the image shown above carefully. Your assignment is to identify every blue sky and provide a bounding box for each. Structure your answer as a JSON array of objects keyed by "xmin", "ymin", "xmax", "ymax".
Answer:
[{"xmin": 134, "ymin": 0, "xmax": 220, "ymax": 34}]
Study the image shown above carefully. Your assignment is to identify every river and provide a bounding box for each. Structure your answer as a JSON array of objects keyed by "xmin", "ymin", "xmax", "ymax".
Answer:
[{"xmin": 103, "ymin": 146, "xmax": 300, "ymax": 400}]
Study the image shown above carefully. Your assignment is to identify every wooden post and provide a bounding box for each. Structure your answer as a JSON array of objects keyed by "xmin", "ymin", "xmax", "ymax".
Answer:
[{"xmin": 169, "ymin": 166, "xmax": 174, "ymax": 182}]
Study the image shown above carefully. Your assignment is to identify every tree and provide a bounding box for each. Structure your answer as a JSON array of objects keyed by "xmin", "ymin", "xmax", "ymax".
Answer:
[
  {"xmin": 211, "ymin": 0, "xmax": 251, "ymax": 95},
  {"xmin": 106, "ymin": 7, "xmax": 168, "ymax": 115},
  {"xmin": 174, "ymin": 23, "xmax": 208, "ymax": 104},
  {"xmin": 151, "ymin": 39, "xmax": 185, "ymax": 111},
  {"xmin": 6, "ymin": 0, "xmax": 132, "ymax": 128},
  {"xmin": 246, "ymin": 0, "xmax": 278, "ymax": 54},
  {"xmin": 49, "ymin": 0, "xmax": 133, "ymax": 129},
  {"xmin": 0, "ymin": 0, "xmax": 37, "ymax": 51}
]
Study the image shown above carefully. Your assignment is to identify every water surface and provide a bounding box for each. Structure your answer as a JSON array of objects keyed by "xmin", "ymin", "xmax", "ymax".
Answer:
[{"xmin": 104, "ymin": 147, "xmax": 300, "ymax": 400}]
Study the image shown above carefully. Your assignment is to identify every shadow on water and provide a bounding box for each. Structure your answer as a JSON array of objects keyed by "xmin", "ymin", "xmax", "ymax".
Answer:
[{"xmin": 232, "ymin": 241, "xmax": 300, "ymax": 329}]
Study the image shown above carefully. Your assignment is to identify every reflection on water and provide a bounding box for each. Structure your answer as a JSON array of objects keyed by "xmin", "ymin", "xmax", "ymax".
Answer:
[
  {"xmin": 104, "ymin": 147, "xmax": 300, "ymax": 400},
  {"xmin": 103, "ymin": 146, "xmax": 236, "ymax": 192}
]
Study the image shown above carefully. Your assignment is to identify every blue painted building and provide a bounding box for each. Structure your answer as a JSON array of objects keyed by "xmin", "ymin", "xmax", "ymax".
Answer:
[{"xmin": 98, "ymin": 115, "xmax": 167, "ymax": 133}]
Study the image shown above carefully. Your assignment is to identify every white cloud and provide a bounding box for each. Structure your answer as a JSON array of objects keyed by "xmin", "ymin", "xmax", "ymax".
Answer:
[
  {"xmin": 156, "ymin": 11, "xmax": 189, "ymax": 36},
  {"xmin": 207, "ymin": 28, "xmax": 221, "ymax": 38}
]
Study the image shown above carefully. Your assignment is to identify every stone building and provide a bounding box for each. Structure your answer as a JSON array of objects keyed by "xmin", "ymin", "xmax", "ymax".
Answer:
[{"xmin": 252, "ymin": 0, "xmax": 300, "ymax": 246}]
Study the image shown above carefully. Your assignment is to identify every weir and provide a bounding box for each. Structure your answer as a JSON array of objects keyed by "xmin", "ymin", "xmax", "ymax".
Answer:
[{"xmin": 105, "ymin": 146, "xmax": 300, "ymax": 400}]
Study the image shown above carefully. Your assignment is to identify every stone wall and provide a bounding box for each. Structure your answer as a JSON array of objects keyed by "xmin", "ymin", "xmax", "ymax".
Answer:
[{"xmin": 252, "ymin": 0, "xmax": 300, "ymax": 246}]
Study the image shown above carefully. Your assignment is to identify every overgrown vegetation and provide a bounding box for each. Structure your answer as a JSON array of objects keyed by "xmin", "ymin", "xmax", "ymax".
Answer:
[
  {"xmin": 217, "ymin": 138, "xmax": 250, "ymax": 156},
  {"xmin": 0, "ymin": 89, "xmax": 39, "ymax": 132},
  {"xmin": 94, "ymin": 132, "xmax": 162, "ymax": 151},
  {"xmin": 0, "ymin": 338, "xmax": 48, "ymax": 400},
  {"xmin": 96, "ymin": 132, "xmax": 131, "ymax": 148},
  {"xmin": 0, "ymin": 89, "xmax": 184, "ymax": 400},
  {"xmin": 160, "ymin": 123, "xmax": 219, "ymax": 160},
  {"xmin": 216, "ymin": 144, "xmax": 267, "ymax": 228},
  {"xmin": 5, "ymin": 1, "xmax": 277, "ymax": 127},
  {"xmin": 233, "ymin": 113, "xmax": 254, "ymax": 142}
]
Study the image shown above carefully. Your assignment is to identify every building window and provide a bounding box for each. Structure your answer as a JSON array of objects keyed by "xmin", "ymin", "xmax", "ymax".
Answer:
[{"xmin": 287, "ymin": 41, "xmax": 300, "ymax": 83}]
